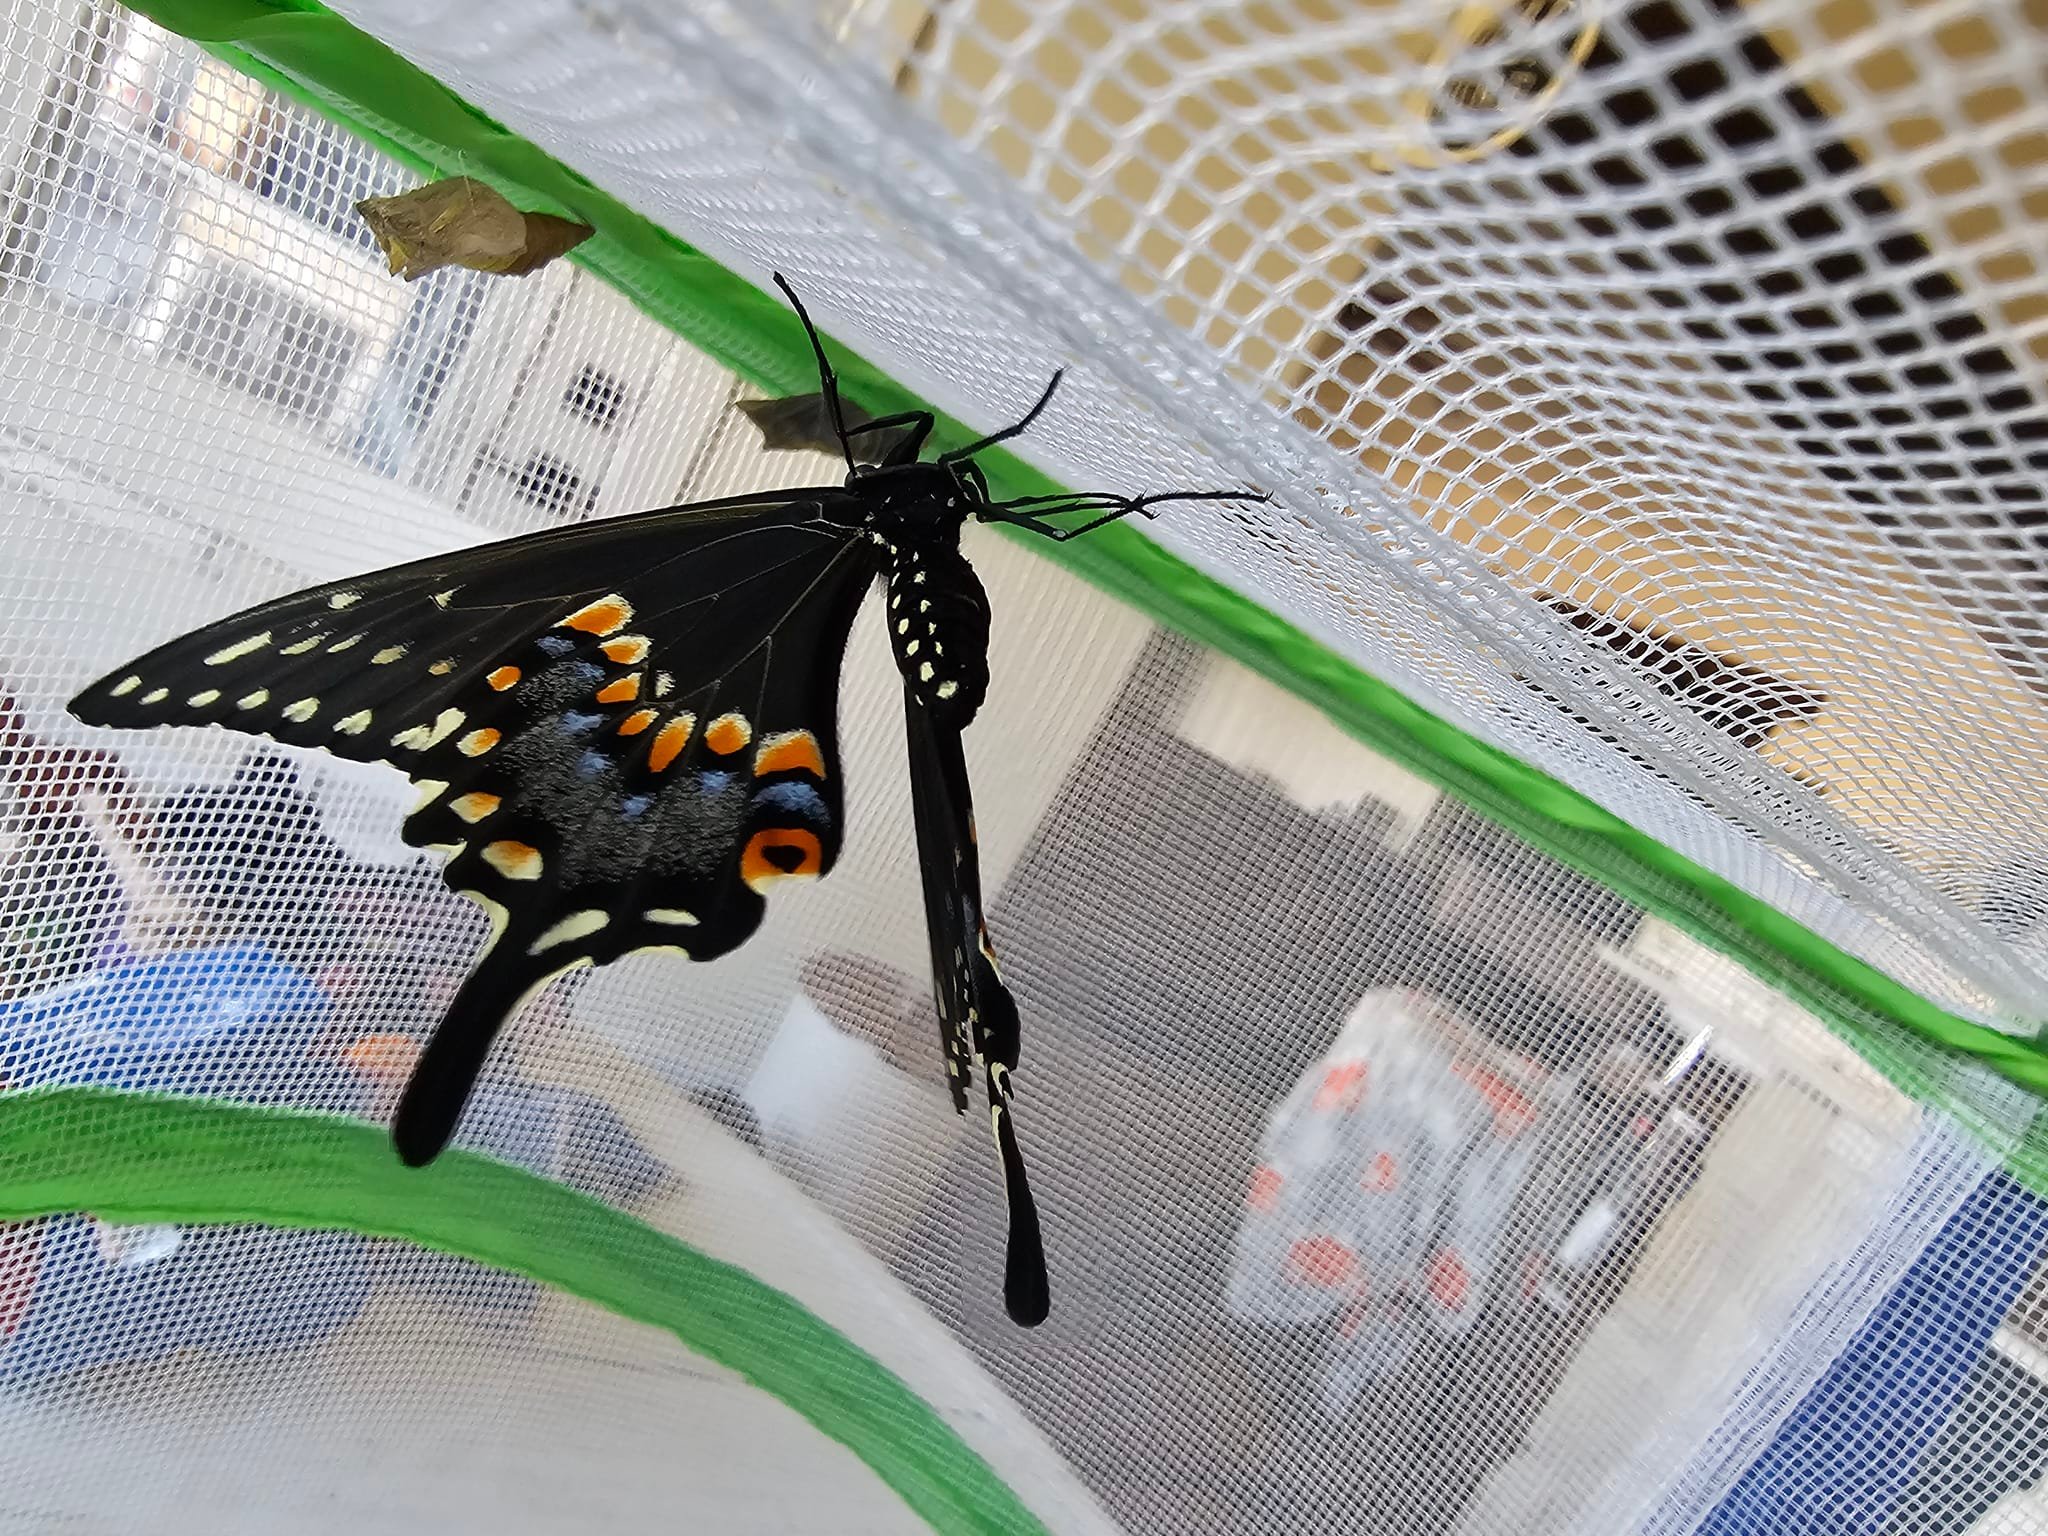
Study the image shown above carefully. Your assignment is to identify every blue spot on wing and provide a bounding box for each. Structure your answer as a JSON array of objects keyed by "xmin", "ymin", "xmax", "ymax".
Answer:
[
  {"xmin": 754, "ymin": 781, "xmax": 829, "ymax": 823},
  {"xmin": 577, "ymin": 749, "xmax": 610, "ymax": 780},
  {"xmin": 536, "ymin": 634, "xmax": 575, "ymax": 658},
  {"xmin": 560, "ymin": 711, "xmax": 604, "ymax": 737},
  {"xmin": 621, "ymin": 794, "xmax": 652, "ymax": 819}
]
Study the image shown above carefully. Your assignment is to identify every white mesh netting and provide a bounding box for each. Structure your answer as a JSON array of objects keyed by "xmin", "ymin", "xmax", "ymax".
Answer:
[{"xmin": 3, "ymin": 0, "xmax": 2048, "ymax": 1531}]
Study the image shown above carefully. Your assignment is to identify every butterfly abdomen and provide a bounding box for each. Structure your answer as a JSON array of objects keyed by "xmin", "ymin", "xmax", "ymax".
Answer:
[{"xmin": 882, "ymin": 536, "xmax": 990, "ymax": 726}]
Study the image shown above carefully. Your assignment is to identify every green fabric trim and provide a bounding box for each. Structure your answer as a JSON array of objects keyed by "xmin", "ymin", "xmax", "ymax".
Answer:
[
  {"xmin": 0, "ymin": 1085, "xmax": 1049, "ymax": 1536},
  {"xmin": 113, "ymin": 0, "xmax": 2048, "ymax": 1152}
]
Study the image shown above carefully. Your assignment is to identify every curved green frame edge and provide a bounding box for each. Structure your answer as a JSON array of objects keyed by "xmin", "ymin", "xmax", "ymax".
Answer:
[
  {"xmin": 117, "ymin": 0, "xmax": 2048, "ymax": 1157},
  {"xmin": 0, "ymin": 1084, "xmax": 1050, "ymax": 1536}
]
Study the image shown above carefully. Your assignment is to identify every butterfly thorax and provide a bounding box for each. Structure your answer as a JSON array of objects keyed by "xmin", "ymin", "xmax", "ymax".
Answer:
[
  {"xmin": 845, "ymin": 458, "xmax": 981, "ymax": 531},
  {"xmin": 844, "ymin": 464, "xmax": 992, "ymax": 728}
]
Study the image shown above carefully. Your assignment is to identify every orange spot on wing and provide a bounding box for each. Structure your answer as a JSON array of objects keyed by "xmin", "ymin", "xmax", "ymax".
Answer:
[
  {"xmin": 601, "ymin": 635, "xmax": 650, "ymax": 665},
  {"xmin": 458, "ymin": 728, "xmax": 501, "ymax": 757},
  {"xmin": 704, "ymin": 713, "xmax": 752, "ymax": 756},
  {"xmin": 450, "ymin": 792, "xmax": 500, "ymax": 823},
  {"xmin": 741, "ymin": 828, "xmax": 823, "ymax": 891},
  {"xmin": 596, "ymin": 674, "xmax": 641, "ymax": 704},
  {"xmin": 1285, "ymin": 1236, "xmax": 1356, "ymax": 1290},
  {"xmin": 487, "ymin": 666, "xmax": 521, "ymax": 691},
  {"xmin": 648, "ymin": 714, "xmax": 695, "ymax": 772},
  {"xmin": 617, "ymin": 709, "xmax": 658, "ymax": 736},
  {"xmin": 1246, "ymin": 1165, "xmax": 1283, "ymax": 1212},
  {"xmin": 752, "ymin": 729, "xmax": 827, "ymax": 779},
  {"xmin": 560, "ymin": 596, "xmax": 631, "ymax": 635}
]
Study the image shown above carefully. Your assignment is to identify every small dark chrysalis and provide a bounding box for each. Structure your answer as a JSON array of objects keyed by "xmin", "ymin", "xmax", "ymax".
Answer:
[{"xmin": 69, "ymin": 274, "xmax": 1259, "ymax": 1326}]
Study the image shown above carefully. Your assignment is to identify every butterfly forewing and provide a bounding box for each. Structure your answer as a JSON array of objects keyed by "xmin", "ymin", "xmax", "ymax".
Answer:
[
  {"xmin": 72, "ymin": 490, "xmax": 881, "ymax": 1160},
  {"xmin": 904, "ymin": 689, "xmax": 1048, "ymax": 1326}
]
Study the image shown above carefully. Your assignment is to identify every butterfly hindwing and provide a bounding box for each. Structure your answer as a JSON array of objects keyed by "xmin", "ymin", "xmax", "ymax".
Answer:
[
  {"xmin": 71, "ymin": 490, "xmax": 882, "ymax": 1160},
  {"xmin": 904, "ymin": 688, "xmax": 1048, "ymax": 1326}
]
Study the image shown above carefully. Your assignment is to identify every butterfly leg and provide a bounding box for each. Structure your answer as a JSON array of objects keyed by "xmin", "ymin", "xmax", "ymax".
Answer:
[
  {"xmin": 993, "ymin": 489, "xmax": 1268, "ymax": 541},
  {"xmin": 772, "ymin": 272, "xmax": 861, "ymax": 477},
  {"xmin": 843, "ymin": 409, "xmax": 935, "ymax": 465}
]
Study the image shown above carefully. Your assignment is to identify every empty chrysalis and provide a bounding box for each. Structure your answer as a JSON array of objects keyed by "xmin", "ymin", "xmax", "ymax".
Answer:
[{"xmin": 355, "ymin": 177, "xmax": 594, "ymax": 281}]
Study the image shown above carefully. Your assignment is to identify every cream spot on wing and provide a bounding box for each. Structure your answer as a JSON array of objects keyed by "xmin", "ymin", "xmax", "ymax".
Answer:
[
  {"xmin": 186, "ymin": 689, "xmax": 220, "ymax": 707},
  {"xmin": 391, "ymin": 709, "xmax": 463, "ymax": 750},
  {"xmin": 450, "ymin": 792, "xmax": 500, "ymax": 823},
  {"xmin": 237, "ymin": 689, "xmax": 269, "ymax": 710},
  {"xmin": 334, "ymin": 710, "xmax": 372, "ymax": 735},
  {"xmin": 936, "ymin": 680, "xmax": 960, "ymax": 700},
  {"xmin": 411, "ymin": 778, "xmax": 449, "ymax": 812},
  {"xmin": 428, "ymin": 659, "xmax": 455, "ymax": 676},
  {"xmin": 328, "ymin": 591, "xmax": 361, "ymax": 610},
  {"xmin": 109, "ymin": 675, "xmax": 141, "ymax": 697},
  {"xmin": 528, "ymin": 909, "xmax": 610, "ymax": 955},
  {"xmin": 919, "ymin": 601, "xmax": 931, "ymax": 614},
  {"xmin": 896, "ymin": 618, "xmax": 909, "ymax": 634},
  {"xmin": 420, "ymin": 707, "xmax": 464, "ymax": 747},
  {"xmin": 654, "ymin": 672, "xmax": 674, "ymax": 699},
  {"xmin": 204, "ymin": 632, "xmax": 270, "ymax": 666},
  {"xmin": 372, "ymin": 646, "xmax": 406, "ymax": 665},
  {"xmin": 919, "ymin": 663, "xmax": 934, "ymax": 682},
  {"xmin": 643, "ymin": 908, "xmax": 699, "ymax": 926},
  {"xmin": 282, "ymin": 697, "xmax": 319, "ymax": 722},
  {"xmin": 433, "ymin": 588, "xmax": 459, "ymax": 609},
  {"xmin": 481, "ymin": 840, "xmax": 543, "ymax": 881},
  {"xmin": 327, "ymin": 634, "xmax": 363, "ymax": 653},
  {"xmin": 280, "ymin": 635, "xmax": 325, "ymax": 656},
  {"xmin": 906, "ymin": 639, "xmax": 919, "ymax": 656}
]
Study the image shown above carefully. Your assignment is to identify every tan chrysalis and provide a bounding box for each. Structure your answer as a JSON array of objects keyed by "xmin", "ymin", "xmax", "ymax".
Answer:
[{"xmin": 354, "ymin": 177, "xmax": 594, "ymax": 281}]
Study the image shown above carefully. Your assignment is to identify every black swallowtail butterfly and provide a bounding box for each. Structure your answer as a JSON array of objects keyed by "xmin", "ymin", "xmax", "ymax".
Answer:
[{"xmin": 68, "ymin": 275, "xmax": 1257, "ymax": 1325}]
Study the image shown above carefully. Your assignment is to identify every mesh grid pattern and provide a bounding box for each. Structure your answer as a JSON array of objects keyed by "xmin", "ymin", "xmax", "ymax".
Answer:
[
  {"xmin": 882, "ymin": 0, "xmax": 2048, "ymax": 1023},
  {"xmin": 313, "ymin": 0, "xmax": 2048, "ymax": 1031},
  {"xmin": 1, "ymin": 1, "xmax": 2046, "ymax": 1533}
]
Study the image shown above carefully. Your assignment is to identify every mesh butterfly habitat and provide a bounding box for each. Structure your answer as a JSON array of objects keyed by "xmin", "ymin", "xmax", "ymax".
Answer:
[{"xmin": 1, "ymin": 0, "xmax": 2047, "ymax": 1528}]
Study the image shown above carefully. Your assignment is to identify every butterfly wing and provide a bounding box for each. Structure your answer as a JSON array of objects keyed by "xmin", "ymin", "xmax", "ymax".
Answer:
[
  {"xmin": 903, "ymin": 688, "xmax": 1049, "ymax": 1327},
  {"xmin": 71, "ymin": 490, "xmax": 880, "ymax": 1162}
]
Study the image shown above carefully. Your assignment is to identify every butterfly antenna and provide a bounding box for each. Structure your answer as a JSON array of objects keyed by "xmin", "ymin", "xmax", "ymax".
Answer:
[
  {"xmin": 772, "ymin": 272, "xmax": 859, "ymax": 477},
  {"xmin": 939, "ymin": 370, "xmax": 1063, "ymax": 464}
]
